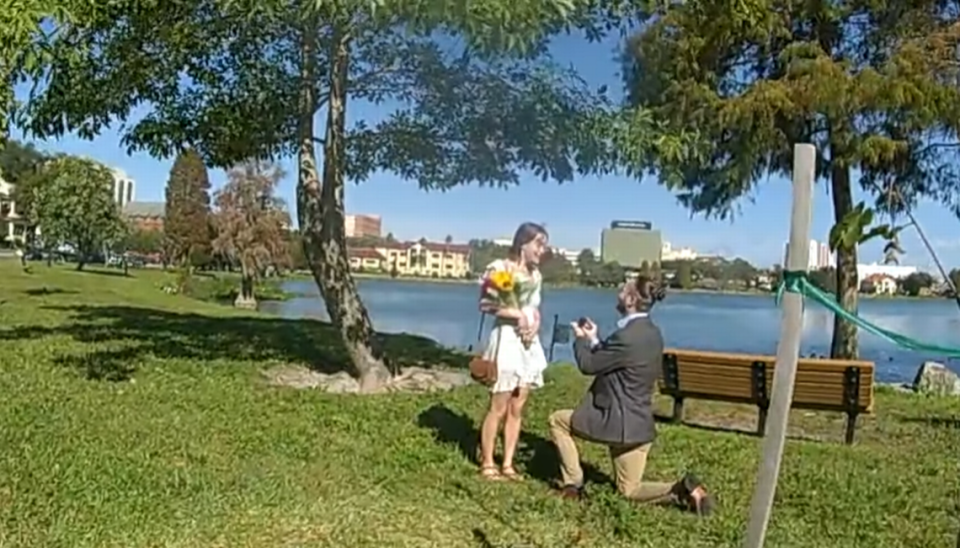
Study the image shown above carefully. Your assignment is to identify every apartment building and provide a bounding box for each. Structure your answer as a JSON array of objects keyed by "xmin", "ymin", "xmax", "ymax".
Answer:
[
  {"xmin": 347, "ymin": 239, "xmax": 471, "ymax": 278},
  {"xmin": 344, "ymin": 214, "xmax": 382, "ymax": 238}
]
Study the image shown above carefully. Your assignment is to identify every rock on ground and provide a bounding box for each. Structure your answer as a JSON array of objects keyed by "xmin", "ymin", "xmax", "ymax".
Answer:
[
  {"xmin": 261, "ymin": 364, "xmax": 474, "ymax": 394},
  {"xmin": 912, "ymin": 361, "xmax": 960, "ymax": 397}
]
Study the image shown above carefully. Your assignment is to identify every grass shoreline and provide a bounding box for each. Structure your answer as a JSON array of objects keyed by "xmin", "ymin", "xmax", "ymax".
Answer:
[{"xmin": 1, "ymin": 261, "xmax": 958, "ymax": 547}]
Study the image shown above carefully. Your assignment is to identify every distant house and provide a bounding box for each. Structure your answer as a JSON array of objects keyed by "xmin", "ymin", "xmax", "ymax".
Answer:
[
  {"xmin": 376, "ymin": 240, "xmax": 472, "ymax": 278},
  {"xmin": 123, "ymin": 202, "xmax": 165, "ymax": 232},
  {"xmin": 862, "ymin": 273, "xmax": 898, "ymax": 295},
  {"xmin": 0, "ymin": 177, "xmax": 32, "ymax": 244},
  {"xmin": 348, "ymin": 248, "xmax": 387, "ymax": 271},
  {"xmin": 344, "ymin": 239, "xmax": 472, "ymax": 278}
]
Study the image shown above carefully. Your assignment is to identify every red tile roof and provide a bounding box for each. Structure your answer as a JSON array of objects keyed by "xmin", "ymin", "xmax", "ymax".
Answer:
[
  {"xmin": 864, "ymin": 273, "xmax": 895, "ymax": 283},
  {"xmin": 348, "ymin": 248, "xmax": 385, "ymax": 260},
  {"xmin": 374, "ymin": 240, "xmax": 470, "ymax": 254}
]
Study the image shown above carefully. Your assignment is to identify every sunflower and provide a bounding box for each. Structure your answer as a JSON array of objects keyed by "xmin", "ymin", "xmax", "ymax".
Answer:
[{"xmin": 490, "ymin": 270, "xmax": 515, "ymax": 292}]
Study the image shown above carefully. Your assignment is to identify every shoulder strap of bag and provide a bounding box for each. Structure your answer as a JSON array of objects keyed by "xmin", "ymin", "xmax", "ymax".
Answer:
[
  {"xmin": 474, "ymin": 312, "xmax": 486, "ymax": 344},
  {"xmin": 472, "ymin": 312, "xmax": 502, "ymax": 358}
]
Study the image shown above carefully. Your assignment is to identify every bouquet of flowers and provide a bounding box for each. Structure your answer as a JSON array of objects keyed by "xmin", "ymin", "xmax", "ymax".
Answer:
[
  {"xmin": 480, "ymin": 269, "xmax": 521, "ymax": 310},
  {"xmin": 480, "ymin": 268, "xmax": 534, "ymax": 348}
]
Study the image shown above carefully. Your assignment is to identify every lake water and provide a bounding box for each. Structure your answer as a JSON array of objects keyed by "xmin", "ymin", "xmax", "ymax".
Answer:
[{"xmin": 260, "ymin": 278, "xmax": 960, "ymax": 383}]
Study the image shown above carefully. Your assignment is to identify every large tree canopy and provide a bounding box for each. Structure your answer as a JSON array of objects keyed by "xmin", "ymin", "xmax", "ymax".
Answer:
[
  {"xmin": 18, "ymin": 0, "xmax": 664, "ymax": 390},
  {"xmin": 624, "ymin": 0, "xmax": 960, "ymax": 358},
  {"xmin": 24, "ymin": 3, "xmax": 638, "ymax": 179},
  {"xmin": 31, "ymin": 156, "xmax": 126, "ymax": 268}
]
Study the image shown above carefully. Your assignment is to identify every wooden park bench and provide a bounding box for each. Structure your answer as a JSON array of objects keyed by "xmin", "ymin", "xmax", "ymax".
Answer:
[{"xmin": 658, "ymin": 349, "xmax": 875, "ymax": 444}]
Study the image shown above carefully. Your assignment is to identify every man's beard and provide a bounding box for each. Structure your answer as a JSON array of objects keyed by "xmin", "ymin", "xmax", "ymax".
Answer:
[{"xmin": 616, "ymin": 301, "xmax": 626, "ymax": 315}]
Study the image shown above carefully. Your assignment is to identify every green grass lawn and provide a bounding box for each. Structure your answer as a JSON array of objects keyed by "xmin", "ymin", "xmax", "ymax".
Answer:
[{"xmin": 0, "ymin": 260, "xmax": 958, "ymax": 547}]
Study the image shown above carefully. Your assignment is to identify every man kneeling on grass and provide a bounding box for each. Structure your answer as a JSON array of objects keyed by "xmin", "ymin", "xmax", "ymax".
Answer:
[{"xmin": 548, "ymin": 276, "xmax": 715, "ymax": 516}]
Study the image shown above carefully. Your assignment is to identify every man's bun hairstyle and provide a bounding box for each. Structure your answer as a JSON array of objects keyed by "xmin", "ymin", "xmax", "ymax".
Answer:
[{"xmin": 634, "ymin": 275, "xmax": 666, "ymax": 308}]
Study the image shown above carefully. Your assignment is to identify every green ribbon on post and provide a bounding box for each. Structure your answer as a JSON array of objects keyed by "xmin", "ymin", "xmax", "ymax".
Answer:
[{"xmin": 775, "ymin": 270, "xmax": 960, "ymax": 357}]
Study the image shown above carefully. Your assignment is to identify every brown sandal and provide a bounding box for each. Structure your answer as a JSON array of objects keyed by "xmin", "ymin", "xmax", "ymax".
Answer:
[
  {"xmin": 480, "ymin": 466, "xmax": 504, "ymax": 481},
  {"xmin": 501, "ymin": 466, "xmax": 524, "ymax": 481}
]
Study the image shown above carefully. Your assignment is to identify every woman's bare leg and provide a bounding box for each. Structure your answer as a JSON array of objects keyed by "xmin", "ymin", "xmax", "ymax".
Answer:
[
  {"xmin": 501, "ymin": 386, "xmax": 530, "ymax": 476},
  {"xmin": 480, "ymin": 392, "xmax": 511, "ymax": 475}
]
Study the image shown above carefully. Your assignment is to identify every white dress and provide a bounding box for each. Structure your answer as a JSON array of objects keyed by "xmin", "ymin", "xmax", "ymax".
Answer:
[{"xmin": 481, "ymin": 260, "xmax": 549, "ymax": 393}]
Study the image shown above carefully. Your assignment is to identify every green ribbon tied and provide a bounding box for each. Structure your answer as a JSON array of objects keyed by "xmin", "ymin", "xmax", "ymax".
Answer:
[{"xmin": 775, "ymin": 270, "xmax": 960, "ymax": 357}]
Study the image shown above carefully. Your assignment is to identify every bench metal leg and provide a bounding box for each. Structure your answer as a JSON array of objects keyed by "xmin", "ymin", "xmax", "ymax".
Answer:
[
  {"xmin": 843, "ymin": 366, "xmax": 862, "ymax": 445},
  {"xmin": 672, "ymin": 397, "xmax": 684, "ymax": 423},
  {"xmin": 844, "ymin": 413, "xmax": 858, "ymax": 445},
  {"xmin": 751, "ymin": 361, "xmax": 770, "ymax": 436},
  {"xmin": 757, "ymin": 408, "xmax": 768, "ymax": 436}
]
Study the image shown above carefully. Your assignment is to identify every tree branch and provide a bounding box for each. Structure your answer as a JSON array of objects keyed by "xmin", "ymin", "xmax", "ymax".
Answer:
[
  {"xmin": 316, "ymin": 90, "xmax": 330, "ymax": 113},
  {"xmin": 917, "ymin": 142, "xmax": 960, "ymax": 156},
  {"xmin": 349, "ymin": 61, "xmax": 403, "ymax": 92}
]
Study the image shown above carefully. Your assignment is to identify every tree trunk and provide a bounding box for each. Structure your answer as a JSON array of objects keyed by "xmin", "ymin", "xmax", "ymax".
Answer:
[
  {"xmin": 295, "ymin": 25, "xmax": 393, "ymax": 392},
  {"xmin": 234, "ymin": 265, "xmax": 257, "ymax": 309},
  {"xmin": 242, "ymin": 271, "xmax": 254, "ymax": 300},
  {"xmin": 830, "ymin": 162, "xmax": 859, "ymax": 360}
]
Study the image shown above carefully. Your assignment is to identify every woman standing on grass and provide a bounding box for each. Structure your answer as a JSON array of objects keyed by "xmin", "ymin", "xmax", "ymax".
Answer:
[{"xmin": 477, "ymin": 222, "xmax": 549, "ymax": 481}]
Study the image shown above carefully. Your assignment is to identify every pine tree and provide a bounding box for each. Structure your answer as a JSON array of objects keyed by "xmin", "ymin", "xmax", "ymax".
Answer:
[{"xmin": 164, "ymin": 149, "xmax": 211, "ymax": 268}]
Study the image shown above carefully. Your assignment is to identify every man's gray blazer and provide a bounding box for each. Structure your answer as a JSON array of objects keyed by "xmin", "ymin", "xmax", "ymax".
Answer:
[{"xmin": 570, "ymin": 317, "xmax": 663, "ymax": 447}]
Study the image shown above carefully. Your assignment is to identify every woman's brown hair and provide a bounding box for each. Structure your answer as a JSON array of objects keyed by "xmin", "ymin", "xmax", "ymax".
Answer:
[{"xmin": 508, "ymin": 222, "xmax": 548, "ymax": 260}]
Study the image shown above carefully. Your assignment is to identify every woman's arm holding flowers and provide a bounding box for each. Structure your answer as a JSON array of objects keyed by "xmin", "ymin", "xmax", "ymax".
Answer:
[{"xmin": 478, "ymin": 260, "xmax": 524, "ymax": 321}]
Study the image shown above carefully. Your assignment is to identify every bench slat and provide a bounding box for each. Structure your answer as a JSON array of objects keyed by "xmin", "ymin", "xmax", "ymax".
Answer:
[
  {"xmin": 665, "ymin": 348, "xmax": 874, "ymax": 370},
  {"xmin": 670, "ymin": 355, "xmax": 876, "ymax": 375},
  {"xmin": 665, "ymin": 365, "xmax": 876, "ymax": 387}
]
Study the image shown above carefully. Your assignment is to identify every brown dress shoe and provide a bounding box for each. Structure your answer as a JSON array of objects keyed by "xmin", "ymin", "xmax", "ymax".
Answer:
[
  {"xmin": 673, "ymin": 473, "xmax": 715, "ymax": 517},
  {"xmin": 556, "ymin": 485, "xmax": 584, "ymax": 501}
]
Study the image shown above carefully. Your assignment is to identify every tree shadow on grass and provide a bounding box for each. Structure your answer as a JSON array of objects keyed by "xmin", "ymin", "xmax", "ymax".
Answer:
[
  {"xmin": 417, "ymin": 404, "xmax": 612, "ymax": 488},
  {"xmin": 899, "ymin": 416, "xmax": 960, "ymax": 429},
  {"xmin": 74, "ymin": 268, "xmax": 130, "ymax": 278},
  {"xmin": 652, "ymin": 413, "xmax": 836, "ymax": 443},
  {"xmin": 0, "ymin": 305, "xmax": 470, "ymax": 381},
  {"xmin": 23, "ymin": 287, "xmax": 79, "ymax": 297}
]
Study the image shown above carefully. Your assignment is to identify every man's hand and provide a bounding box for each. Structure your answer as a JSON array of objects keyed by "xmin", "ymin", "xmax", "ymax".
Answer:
[
  {"xmin": 570, "ymin": 318, "xmax": 598, "ymax": 341},
  {"xmin": 581, "ymin": 319, "xmax": 598, "ymax": 341}
]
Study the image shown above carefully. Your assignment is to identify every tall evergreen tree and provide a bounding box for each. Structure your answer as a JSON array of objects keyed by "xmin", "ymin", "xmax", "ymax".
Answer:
[
  {"xmin": 624, "ymin": 0, "xmax": 960, "ymax": 359},
  {"xmin": 164, "ymin": 149, "xmax": 211, "ymax": 268}
]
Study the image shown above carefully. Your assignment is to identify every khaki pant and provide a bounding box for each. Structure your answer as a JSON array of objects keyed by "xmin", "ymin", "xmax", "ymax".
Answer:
[{"xmin": 548, "ymin": 409, "xmax": 676, "ymax": 503}]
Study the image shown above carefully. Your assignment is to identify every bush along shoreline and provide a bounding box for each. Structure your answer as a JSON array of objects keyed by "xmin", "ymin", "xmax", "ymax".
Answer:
[{"xmin": 172, "ymin": 272, "xmax": 293, "ymax": 305}]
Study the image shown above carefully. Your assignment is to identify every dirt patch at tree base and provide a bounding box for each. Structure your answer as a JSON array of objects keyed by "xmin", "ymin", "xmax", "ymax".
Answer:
[{"xmin": 261, "ymin": 364, "xmax": 474, "ymax": 394}]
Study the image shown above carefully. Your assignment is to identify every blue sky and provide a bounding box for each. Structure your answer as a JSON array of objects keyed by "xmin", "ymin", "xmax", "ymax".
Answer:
[{"xmin": 12, "ymin": 32, "xmax": 960, "ymax": 269}]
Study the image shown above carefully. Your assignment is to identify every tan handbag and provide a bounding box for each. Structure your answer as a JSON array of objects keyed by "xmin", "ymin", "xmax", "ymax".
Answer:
[{"xmin": 469, "ymin": 314, "xmax": 501, "ymax": 386}]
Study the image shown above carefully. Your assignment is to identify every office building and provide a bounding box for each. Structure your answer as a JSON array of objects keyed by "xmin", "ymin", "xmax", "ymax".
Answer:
[
  {"xmin": 345, "ymin": 214, "xmax": 382, "ymax": 238},
  {"xmin": 112, "ymin": 168, "xmax": 135, "ymax": 208},
  {"xmin": 783, "ymin": 239, "xmax": 834, "ymax": 270},
  {"xmin": 600, "ymin": 220, "xmax": 662, "ymax": 268},
  {"xmin": 817, "ymin": 242, "xmax": 833, "ymax": 268}
]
